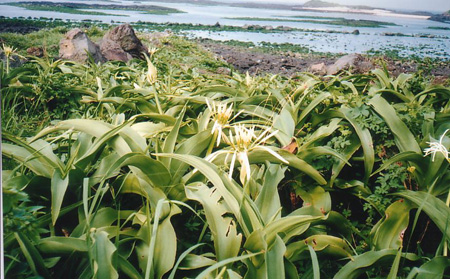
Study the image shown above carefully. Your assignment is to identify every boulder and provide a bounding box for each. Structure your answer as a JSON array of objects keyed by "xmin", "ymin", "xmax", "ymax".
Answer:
[
  {"xmin": 99, "ymin": 38, "xmax": 132, "ymax": 62},
  {"xmin": 326, "ymin": 54, "xmax": 373, "ymax": 75},
  {"xmin": 216, "ymin": 67, "xmax": 232, "ymax": 75},
  {"xmin": 309, "ymin": 62, "xmax": 327, "ymax": 75},
  {"xmin": 59, "ymin": 28, "xmax": 105, "ymax": 63},
  {"xmin": 27, "ymin": 46, "xmax": 44, "ymax": 57},
  {"xmin": 101, "ymin": 24, "xmax": 148, "ymax": 59}
]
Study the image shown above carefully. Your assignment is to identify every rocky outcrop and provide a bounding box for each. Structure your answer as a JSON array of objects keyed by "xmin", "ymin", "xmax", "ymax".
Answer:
[
  {"xmin": 60, "ymin": 24, "xmax": 148, "ymax": 63},
  {"xmin": 59, "ymin": 28, "xmax": 105, "ymax": 63},
  {"xmin": 100, "ymin": 24, "xmax": 148, "ymax": 60},
  {"xmin": 309, "ymin": 62, "xmax": 327, "ymax": 75},
  {"xmin": 326, "ymin": 53, "xmax": 373, "ymax": 75},
  {"xmin": 429, "ymin": 11, "xmax": 450, "ymax": 23},
  {"xmin": 99, "ymin": 38, "xmax": 133, "ymax": 62},
  {"xmin": 27, "ymin": 46, "xmax": 44, "ymax": 57}
]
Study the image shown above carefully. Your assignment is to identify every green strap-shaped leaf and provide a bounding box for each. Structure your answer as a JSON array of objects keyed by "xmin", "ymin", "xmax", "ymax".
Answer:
[
  {"xmin": 248, "ymin": 149, "xmax": 327, "ymax": 185},
  {"xmin": 156, "ymin": 153, "xmax": 260, "ymax": 236},
  {"xmin": 90, "ymin": 230, "xmax": 119, "ymax": 279},
  {"xmin": 334, "ymin": 249, "xmax": 419, "ymax": 279},
  {"xmin": 51, "ymin": 168, "xmax": 70, "ymax": 225},
  {"xmin": 395, "ymin": 190, "xmax": 450, "ymax": 242},
  {"xmin": 340, "ymin": 107, "xmax": 374, "ymax": 184},
  {"xmin": 161, "ymin": 107, "xmax": 185, "ymax": 167},
  {"xmin": 38, "ymin": 236, "xmax": 88, "ymax": 254},
  {"xmin": 15, "ymin": 232, "xmax": 52, "ymax": 279},
  {"xmin": 273, "ymin": 105, "xmax": 296, "ymax": 146},
  {"xmin": 407, "ymin": 256, "xmax": 450, "ymax": 279},
  {"xmin": 196, "ymin": 252, "xmax": 262, "ymax": 279},
  {"xmin": 255, "ymin": 164, "xmax": 285, "ymax": 223},
  {"xmin": 264, "ymin": 215, "xmax": 324, "ymax": 245},
  {"xmin": 307, "ymin": 245, "xmax": 320, "ymax": 279},
  {"xmin": 186, "ymin": 184, "xmax": 242, "ymax": 262},
  {"xmin": 266, "ymin": 235, "xmax": 286, "ymax": 279},
  {"xmin": 370, "ymin": 199, "xmax": 413, "ymax": 250},
  {"xmin": 298, "ymin": 92, "xmax": 331, "ymax": 125},
  {"xmin": 368, "ymin": 94, "xmax": 421, "ymax": 153},
  {"xmin": 286, "ymin": 235, "xmax": 353, "ymax": 262},
  {"xmin": 118, "ymin": 254, "xmax": 143, "ymax": 279}
]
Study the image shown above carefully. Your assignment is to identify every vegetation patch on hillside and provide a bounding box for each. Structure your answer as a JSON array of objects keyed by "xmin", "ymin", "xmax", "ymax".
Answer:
[
  {"xmin": 228, "ymin": 16, "xmax": 397, "ymax": 28},
  {"xmin": 7, "ymin": 1, "xmax": 183, "ymax": 15}
]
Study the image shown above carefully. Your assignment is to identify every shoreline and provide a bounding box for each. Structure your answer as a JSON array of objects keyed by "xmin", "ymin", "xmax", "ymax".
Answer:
[{"xmin": 298, "ymin": 7, "xmax": 431, "ymax": 20}]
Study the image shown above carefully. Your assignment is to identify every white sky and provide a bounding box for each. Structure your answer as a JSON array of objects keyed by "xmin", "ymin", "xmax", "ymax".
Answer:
[{"xmin": 232, "ymin": 0, "xmax": 450, "ymax": 12}]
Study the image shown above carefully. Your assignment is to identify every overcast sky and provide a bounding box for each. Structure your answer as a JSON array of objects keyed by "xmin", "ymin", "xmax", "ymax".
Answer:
[{"xmin": 231, "ymin": 0, "xmax": 450, "ymax": 12}]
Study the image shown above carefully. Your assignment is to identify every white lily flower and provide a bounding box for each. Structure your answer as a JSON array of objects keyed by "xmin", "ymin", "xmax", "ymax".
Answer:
[
  {"xmin": 206, "ymin": 124, "xmax": 288, "ymax": 184},
  {"xmin": 206, "ymin": 98, "xmax": 242, "ymax": 146},
  {"xmin": 423, "ymin": 129, "xmax": 450, "ymax": 162}
]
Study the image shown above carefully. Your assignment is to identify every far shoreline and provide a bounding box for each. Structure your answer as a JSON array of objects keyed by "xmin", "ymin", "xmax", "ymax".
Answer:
[{"xmin": 297, "ymin": 7, "xmax": 431, "ymax": 20}]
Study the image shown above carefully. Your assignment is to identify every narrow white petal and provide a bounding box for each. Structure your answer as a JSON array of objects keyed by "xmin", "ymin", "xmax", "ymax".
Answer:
[
  {"xmin": 216, "ymin": 127, "xmax": 222, "ymax": 146},
  {"xmin": 239, "ymin": 152, "xmax": 251, "ymax": 183},
  {"xmin": 229, "ymin": 151, "xmax": 237, "ymax": 179}
]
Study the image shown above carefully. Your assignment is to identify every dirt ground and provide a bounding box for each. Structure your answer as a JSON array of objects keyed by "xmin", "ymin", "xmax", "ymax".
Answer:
[{"xmin": 200, "ymin": 41, "xmax": 450, "ymax": 83}]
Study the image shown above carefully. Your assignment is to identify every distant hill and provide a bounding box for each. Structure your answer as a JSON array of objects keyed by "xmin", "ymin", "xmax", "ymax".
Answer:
[
  {"xmin": 302, "ymin": 0, "xmax": 341, "ymax": 8},
  {"xmin": 429, "ymin": 10, "xmax": 450, "ymax": 23}
]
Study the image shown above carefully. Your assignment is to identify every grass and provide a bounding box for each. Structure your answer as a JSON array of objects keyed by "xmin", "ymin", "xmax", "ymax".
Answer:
[
  {"xmin": 7, "ymin": 1, "xmax": 183, "ymax": 16},
  {"xmin": 0, "ymin": 25, "xmax": 106, "ymax": 57},
  {"xmin": 227, "ymin": 16, "xmax": 397, "ymax": 28}
]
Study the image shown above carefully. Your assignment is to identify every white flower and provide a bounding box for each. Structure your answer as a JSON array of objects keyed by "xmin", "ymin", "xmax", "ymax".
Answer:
[
  {"xmin": 424, "ymin": 129, "xmax": 450, "ymax": 162},
  {"xmin": 206, "ymin": 98, "xmax": 241, "ymax": 146},
  {"xmin": 206, "ymin": 124, "xmax": 288, "ymax": 184}
]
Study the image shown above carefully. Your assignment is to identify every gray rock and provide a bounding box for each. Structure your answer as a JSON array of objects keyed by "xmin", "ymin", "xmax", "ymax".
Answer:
[
  {"xmin": 309, "ymin": 62, "xmax": 327, "ymax": 75},
  {"xmin": 59, "ymin": 28, "xmax": 105, "ymax": 63},
  {"xmin": 326, "ymin": 54, "xmax": 373, "ymax": 75},
  {"xmin": 27, "ymin": 46, "xmax": 44, "ymax": 57},
  {"xmin": 102, "ymin": 24, "xmax": 148, "ymax": 59},
  {"xmin": 99, "ymin": 38, "xmax": 133, "ymax": 62},
  {"xmin": 216, "ymin": 67, "xmax": 232, "ymax": 75}
]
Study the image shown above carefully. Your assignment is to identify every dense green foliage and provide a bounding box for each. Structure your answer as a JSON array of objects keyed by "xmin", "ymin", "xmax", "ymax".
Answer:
[{"xmin": 2, "ymin": 32, "xmax": 450, "ymax": 278}]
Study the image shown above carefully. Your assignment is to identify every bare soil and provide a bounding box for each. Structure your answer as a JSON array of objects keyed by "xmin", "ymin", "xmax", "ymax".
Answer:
[{"xmin": 200, "ymin": 41, "xmax": 450, "ymax": 83}]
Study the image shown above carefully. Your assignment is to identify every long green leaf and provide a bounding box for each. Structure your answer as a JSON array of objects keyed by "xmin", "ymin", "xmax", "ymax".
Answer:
[
  {"xmin": 51, "ymin": 168, "xmax": 70, "ymax": 225},
  {"xmin": 371, "ymin": 200, "xmax": 412, "ymax": 250},
  {"xmin": 368, "ymin": 94, "xmax": 421, "ymax": 153},
  {"xmin": 196, "ymin": 252, "xmax": 262, "ymax": 279},
  {"xmin": 308, "ymin": 245, "xmax": 320, "ymax": 279},
  {"xmin": 340, "ymin": 107, "xmax": 374, "ymax": 184},
  {"xmin": 15, "ymin": 232, "xmax": 52, "ymax": 279},
  {"xmin": 161, "ymin": 107, "xmax": 185, "ymax": 167},
  {"xmin": 90, "ymin": 230, "xmax": 119, "ymax": 279},
  {"xmin": 186, "ymin": 184, "xmax": 242, "ymax": 262},
  {"xmin": 334, "ymin": 249, "xmax": 419, "ymax": 279},
  {"xmin": 406, "ymin": 256, "xmax": 450, "ymax": 279},
  {"xmin": 395, "ymin": 191, "xmax": 450, "ymax": 241},
  {"xmin": 38, "ymin": 237, "xmax": 88, "ymax": 254},
  {"xmin": 266, "ymin": 235, "xmax": 286, "ymax": 279}
]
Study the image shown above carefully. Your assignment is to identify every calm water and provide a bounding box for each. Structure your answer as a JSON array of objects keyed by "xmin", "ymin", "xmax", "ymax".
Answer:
[{"xmin": 1, "ymin": 0, "xmax": 449, "ymax": 58}]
